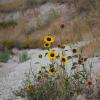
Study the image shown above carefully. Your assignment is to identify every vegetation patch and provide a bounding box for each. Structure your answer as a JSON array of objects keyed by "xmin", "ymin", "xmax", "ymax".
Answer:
[
  {"xmin": 19, "ymin": 50, "xmax": 30, "ymax": 63},
  {"xmin": 0, "ymin": 51, "xmax": 10, "ymax": 63},
  {"xmin": 14, "ymin": 32, "xmax": 100, "ymax": 100},
  {"xmin": 0, "ymin": 20, "xmax": 17, "ymax": 29}
]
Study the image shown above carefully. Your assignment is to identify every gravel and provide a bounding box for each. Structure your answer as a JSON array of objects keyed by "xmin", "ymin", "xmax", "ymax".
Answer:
[{"xmin": 0, "ymin": 45, "xmax": 100, "ymax": 100}]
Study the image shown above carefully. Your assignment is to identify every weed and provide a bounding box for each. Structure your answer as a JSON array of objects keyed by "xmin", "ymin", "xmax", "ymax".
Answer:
[
  {"xmin": 0, "ymin": 51, "xmax": 10, "ymax": 63},
  {"xmin": 0, "ymin": 20, "xmax": 17, "ymax": 29},
  {"xmin": 19, "ymin": 50, "xmax": 30, "ymax": 63},
  {"xmin": 15, "ymin": 33, "xmax": 98, "ymax": 100}
]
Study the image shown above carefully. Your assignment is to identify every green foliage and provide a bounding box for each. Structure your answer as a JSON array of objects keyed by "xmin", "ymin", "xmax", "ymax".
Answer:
[
  {"xmin": 15, "ymin": 34, "xmax": 94, "ymax": 100},
  {"xmin": 19, "ymin": 51, "xmax": 30, "ymax": 63},
  {"xmin": 28, "ymin": 81, "xmax": 58, "ymax": 100},
  {"xmin": 0, "ymin": 51, "xmax": 10, "ymax": 63},
  {"xmin": 26, "ymin": 0, "xmax": 47, "ymax": 7},
  {"xmin": 0, "ymin": 40, "xmax": 16, "ymax": 49},
  {"xmin": 0, "ymin": 20, "xmax": 17, "ymax": 29}
]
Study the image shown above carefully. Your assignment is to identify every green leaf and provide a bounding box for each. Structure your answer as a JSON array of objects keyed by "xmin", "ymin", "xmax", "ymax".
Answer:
[{"xmin": 45, "ymin": 52, "xmax": 48, "ymax": 56}]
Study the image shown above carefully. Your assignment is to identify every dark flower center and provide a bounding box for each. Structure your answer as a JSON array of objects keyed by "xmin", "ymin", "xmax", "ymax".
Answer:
[
  {"xmin": 50, "ymin": 68, "xmax": 55, "ymax": 72},
  {"xmin": 58, "ymin": 44, "xmax": 61, "ymax": 48},
  {"xmin": 73, "ymin": 49, "xmax": 77, "ymax": 53},
  {"xmin": 50, "ymin": 53, "xmax": 54, "ymax": 57},
  {"xmin": 62, "ymin": 58, "xmax": 66, "ymax": 62},
  {"xmin": 45, "ymin": 43, "xmax": 49, "ymax": 46},
  {"xmin": 47, "ymin": 37, "xmax": 51, "ymax": 41}
]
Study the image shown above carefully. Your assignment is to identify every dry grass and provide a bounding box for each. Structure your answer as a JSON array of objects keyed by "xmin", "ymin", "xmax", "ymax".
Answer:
[
  {"xmin": 80, "ymin": 38, "xmax": 100, "ymax": 57},
  {"xmin": 0, "ymin": 0, "xmax": 67, "ymax": 12},
  {"xmin": 0, "ymin": 0, "xmax": 100, "ymax": 49},
  {"xmin": 0, "ymin": 0, "xmax": 25, "ymax": 11},
  {"xmin": 14, "ymin": 32, "xmax": 100, "ymax": 100},
  {"xmin": 0, "ymin": 15, "xmax": 100, "ymax": 49}
]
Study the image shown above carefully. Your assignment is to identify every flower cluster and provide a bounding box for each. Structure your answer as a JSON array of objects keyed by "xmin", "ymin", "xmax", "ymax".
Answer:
[
  {"xmin": 16, "ymin": 32, "xmax": 96, "ymax": 100},
  {"xmin": 43, "ymin": 34, "xmax": 55, "ymax": 48}
]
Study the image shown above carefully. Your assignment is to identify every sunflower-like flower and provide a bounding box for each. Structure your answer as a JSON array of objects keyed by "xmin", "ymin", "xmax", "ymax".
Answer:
[
  {"xmin": 60, "ymin": 56, "xmax": 68, "ymax": 64},
  {"xmin": 48, "ymin": 67, "xmax": 56, "ymax": 76},
  {"xmin": 48, "ymin": 50, "xmax": 58, "ymax": 60},
  {"xmin": 44, "ymin": 42, "xmax": 51, "ymax": 48},
  {"xmin": 26, "ymin": 83, "xmax": 33, "ymax": 92},
  {"xmin": 44, "ymin": 34, "xmax": 55, "ymax": 44}
]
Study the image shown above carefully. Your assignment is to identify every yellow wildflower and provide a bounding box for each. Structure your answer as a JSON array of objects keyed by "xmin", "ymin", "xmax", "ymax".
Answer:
[
  {"xmin": 48, "ymin": 50, "xmax": 58, "ymax": 60},
  {"xmin": 26, "ymin": 83, "xmax": 33, "ymax": 92},
  {"xmin": 48, "ymin": 67, "xmax": 56, "ymax": 76},
  {"xmin": 44, "ymin": 42, "xmax": 51, "ymax": 48},
  {"xmin": 44, "ymin": 35, "xmax": 55, "ymax": 43},
  {"xmin": 60, "ymin": 56, "xmax": 68, "ymax": 64}
]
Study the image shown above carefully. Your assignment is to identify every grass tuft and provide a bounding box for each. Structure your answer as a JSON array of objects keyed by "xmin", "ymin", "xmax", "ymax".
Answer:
[
  {"xmin": 19, "ymin": 50, "xmax": 30, "ymax": 63},
  {"xmin": 0, "ymin": 51, "xmax": 10, "ymax": 63}
]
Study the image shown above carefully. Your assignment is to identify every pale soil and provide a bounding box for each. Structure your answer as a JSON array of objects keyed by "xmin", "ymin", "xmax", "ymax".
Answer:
[{"xmin": 0, "ymin": 43, "xmax": 100, "ymax": 100}]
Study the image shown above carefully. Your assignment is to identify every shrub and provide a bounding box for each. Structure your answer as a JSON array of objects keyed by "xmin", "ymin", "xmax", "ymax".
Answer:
[
  {"xmin": 0, "ymin": 51, "xmax": 10, "ymax": 63},
  {"xmin": 0, "ymin": 40, "xmax": 16, "ymax": 49},
  {"xmin": 26, "ymin": 0, "xmax": 47, "ymax": 8},
  {"xmin": 19, "ymin": 50, "xmax": 30, "ymax": 63},
  {"xmin": 0, "ymin": 20, "xmax": 17, "ymax": 29},
  {"xmin": 15, "ymin": 33, "xmax": 98, "ymax": 100}
]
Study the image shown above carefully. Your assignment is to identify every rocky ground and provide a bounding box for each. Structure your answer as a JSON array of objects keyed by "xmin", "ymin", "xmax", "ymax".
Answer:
[
  {"xmin": 0, "ymin": 42, "xmax": 100, "ymax": 100},
  {"xmin": 0, "ymin": 48, "xmax": 55, "ymax": 100}
]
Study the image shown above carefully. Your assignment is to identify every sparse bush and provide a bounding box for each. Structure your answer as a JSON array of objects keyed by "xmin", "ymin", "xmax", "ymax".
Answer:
[
  {"xmin": 19, "ymin": 50, "xmax": 30, "ymax": 63},
  {"xmin": 15, "ymin": 33, "xmax": 98, "ymax": 100},
  {"xmin": 26, "ymin": 0, "xmax": 38, "ymax": 7},
  {"xmin": 0, "ymin": 51, "xmax": 10, "ymax": 63},
  {"xmin": 26, "ymin": 0, "xmax": 47, "ymax": 8},
  {"xmin": 0, "ymin": 20, "xmax": 17, "ymax": 29},
  {"xmin": 0, "ymin": 40, "xmax": 16, "ymax": 49}
]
